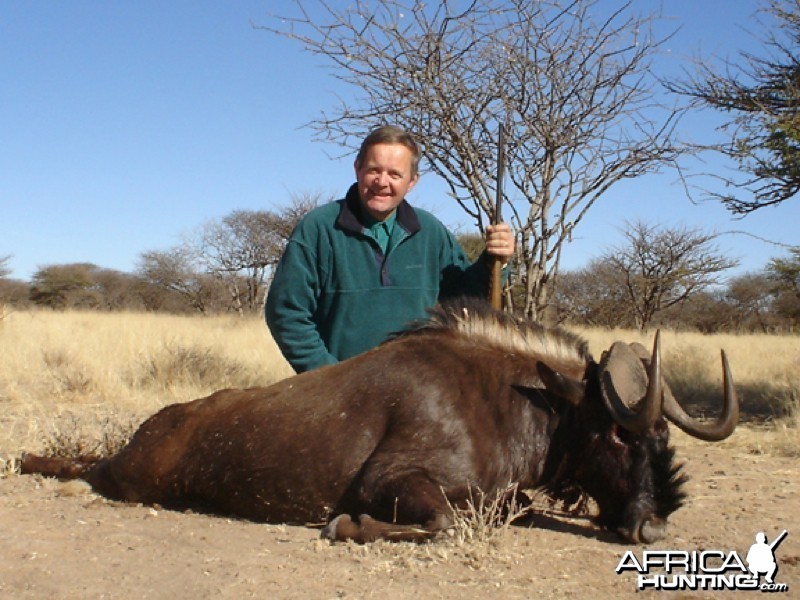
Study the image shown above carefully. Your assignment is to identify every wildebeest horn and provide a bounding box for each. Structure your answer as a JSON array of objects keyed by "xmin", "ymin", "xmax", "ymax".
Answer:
[
  {"xmin": 599, "ymin": 331, "xmax": 663, "ymax": 432},
  {"xmin": 628, "ymin": 342, "xmax": 739, "ymax": 441}
]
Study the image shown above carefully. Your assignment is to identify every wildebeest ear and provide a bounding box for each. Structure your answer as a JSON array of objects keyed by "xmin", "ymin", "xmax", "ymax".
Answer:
[{"xmin": 535, "ymin": 362, "xmax": 585, "ymax": 405}]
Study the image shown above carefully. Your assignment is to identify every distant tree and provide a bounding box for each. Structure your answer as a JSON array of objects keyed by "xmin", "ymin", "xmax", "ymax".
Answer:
[
  {"xmin": 660, "ymin": 289, "xmax": 732, "ymax": 333},
  {"xmin": 725, "ymin": 272, "xmax": 779, "ymax": 332},
  {"xmin": 456, "ymin": 233, "xmax": 485, "ymax": 264},
  {"xmin": 771, "ymin": 286, "xmax": 800, "ymax": 328},
  {"xmin": 199, "ymin": 195, "xmax": 319, "ymax": 314},
  {"xmin": 0, "ymin": 278, "xmax": 29, "ymax": 307},
  {"xmin": 269, "ymin": 192, "xmax": 323, "ymax": 246},
  {"xmin": 668, "ymin": 273, "xmax": 785, "ymax": 333},
  {"xmin": 602, "ymin": 220, "xmax": 738, "ymax": 331},
  {"xmin": 267, "ymin": 0, "xmax": 684, "ymax": 319},
  {"xmin": 551, "ymin": 263, "xmax": 633, "ymax": 327},
  {"xmin": 0, "ymin": 255, "xmax": 26, "ymax": 315},
  {"xmin": 667, "ymin": 0, "xmax": 800, "ymax": 213},
  {"xmin": 767, "ymin": 246, "xmax": 800, "ymax": 295},
  {"xmin": 136, "ymin": 249, "xmax": 222, "ymax": 314},
  {"xmin": 29, "ymin": 264, "xmax": 102, "ymax": 309},
  {"xmin": 28, "ymin": 263, "xmax": 148, "ymax": 311},
  {"xmin": 767, "ymin": 247, "xmax": 800, "ymax": 327},
  {"xmin": 0, "ymin": 256, "xmax": 27, "ymax": 318},
  {"xmin": 92, "ymin": 268, "xmax": 147, "ymax": 311},
  {"xmin": 199, "ymin": 210, "xmax": 278, "ymax": 315}
]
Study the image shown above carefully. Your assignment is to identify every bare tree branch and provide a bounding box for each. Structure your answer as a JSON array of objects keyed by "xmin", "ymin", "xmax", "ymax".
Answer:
[
  {"xmin": 262, "ymin": 0, "xmax": 684, "ymax": 318},
  {"xmin": 665, "ymin": 0, "xmax": 800, "ymax": 213}
]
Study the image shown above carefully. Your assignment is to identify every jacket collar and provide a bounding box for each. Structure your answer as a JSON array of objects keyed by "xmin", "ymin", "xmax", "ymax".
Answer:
[{"xmin": 337, "ymin": 183, "xmax": 421, "ymax": 236}]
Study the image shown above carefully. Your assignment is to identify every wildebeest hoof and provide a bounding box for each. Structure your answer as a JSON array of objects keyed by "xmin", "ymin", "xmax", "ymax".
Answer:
[
  {"xmin": 638, "ymin": 518, "xmax": 667, "ymax": 543},
  {"xmin": 320, "ymin": 514, "xmax": 354, "ymax": 541},
  {"xmin": 618, "ymin": 517, "xmax": 667, "ymax": 544}
]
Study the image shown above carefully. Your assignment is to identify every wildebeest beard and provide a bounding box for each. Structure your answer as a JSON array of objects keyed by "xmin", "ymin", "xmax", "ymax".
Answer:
[{"xmin": 539, "ymin": 379, "xmax": 689, "ymax": 539}]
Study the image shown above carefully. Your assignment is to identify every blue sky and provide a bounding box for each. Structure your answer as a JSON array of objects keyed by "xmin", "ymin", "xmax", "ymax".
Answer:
[{"xmin": 2, "ymin": 1, "xmax": 797, "ymax": 282}]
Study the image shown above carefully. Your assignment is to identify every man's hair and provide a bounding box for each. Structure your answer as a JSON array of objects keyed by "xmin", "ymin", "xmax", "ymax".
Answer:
[{"xmin": 356, "ymin": 125, "xmax": 421, "ymax": 177}]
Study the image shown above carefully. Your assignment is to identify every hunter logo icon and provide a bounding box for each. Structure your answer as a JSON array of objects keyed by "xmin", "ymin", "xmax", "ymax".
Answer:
[
  {"xmin": 746, "ymin": 530, "xmax": 788, "ymax": 585},
  {"xmin": 616, "ymin": 529, "xmax": 790, "ymax": 592}
]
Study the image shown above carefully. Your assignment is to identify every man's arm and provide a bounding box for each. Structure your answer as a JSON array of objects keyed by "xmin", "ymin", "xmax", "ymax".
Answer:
[{"xmin": 265, "ymin": 238, "xmax": 337, "ymax": 373}]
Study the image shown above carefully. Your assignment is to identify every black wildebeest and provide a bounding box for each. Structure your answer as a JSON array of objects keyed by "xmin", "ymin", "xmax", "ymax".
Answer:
[{"xmin": 20, "ymin": 299, "xmax": 738, "ymax": 544}]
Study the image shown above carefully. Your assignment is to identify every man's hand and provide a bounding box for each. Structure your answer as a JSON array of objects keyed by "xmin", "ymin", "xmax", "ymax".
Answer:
[{"xmin": 485, "ymin": 223, "xmax": 515, "ymax": 265}]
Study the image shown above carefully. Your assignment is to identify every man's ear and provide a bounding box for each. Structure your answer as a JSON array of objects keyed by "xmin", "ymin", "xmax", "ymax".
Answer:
[
  {"xmin": 353, "ymin": 158, "xmax": 361, "ymax": 177},
  {"xmin": 408, "ymin": 172, "xmax": 420, "ymax": 190}
]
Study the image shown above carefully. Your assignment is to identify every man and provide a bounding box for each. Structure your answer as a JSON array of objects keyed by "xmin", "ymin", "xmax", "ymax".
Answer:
[{"xmin": 266, "ymin": 125, "xmax": 515, "ymax": 373}]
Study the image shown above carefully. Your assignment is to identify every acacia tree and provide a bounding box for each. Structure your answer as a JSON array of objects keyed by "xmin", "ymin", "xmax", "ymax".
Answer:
[
  {"xmin": 198, "ymin": 194, "xmax": 320, "ymax": 314},
  {"xmin": 29, "ymin": 263, "xmax": 102, "ymax": 309},
  {"xmin": 767, "ymin": 247, "xmax": 800, "ymax": 326},
  {"xmin": 200, "ymin": 210, "xmax": 282, "ymax": 315},
  {"xmin": 603, "ymin": 220, "xmax": 737, "ymax": 331},
  {"xmin": 265, "ymin": 0, "xmax": 683, "ymax": 319},
  {"xmin": 667, "ymin": 0, "xmax": 800, "ymax": 213},
  {"xmin": 551, "ymin": 263, "xmax": 632, "ymax": 327},
  {"xmin": 136, "ymin": 248, "xmax": 220, "ymax": 314},
  {"xmin": 767, "ymin": 246, "xmax": 800, "ymax": 295}
]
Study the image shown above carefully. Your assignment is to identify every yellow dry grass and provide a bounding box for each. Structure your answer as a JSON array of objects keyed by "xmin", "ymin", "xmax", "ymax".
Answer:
[
  {"xmin": 579, "ymin": 327, "xmax": 800, "ymax": 457},
  {"xmin": 578, "ymin": 327, "xmax": 800, "ymax": 419},
  {"xmin": 0, "ymin": 310, "xmax": 797, "ymax": 464},
  {"xmin": 0, "ymin": 309, "xmax": 293, "ymax": 459}
]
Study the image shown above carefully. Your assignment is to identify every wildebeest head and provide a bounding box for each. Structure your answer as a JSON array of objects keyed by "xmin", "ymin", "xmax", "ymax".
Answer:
[
  {"xmin": 413, "ymin": 300, "xmax": 738, "ymax": 544},
  {"xmin": 536, "ymin": 330, "xmax": 738, "ymax": 543}
]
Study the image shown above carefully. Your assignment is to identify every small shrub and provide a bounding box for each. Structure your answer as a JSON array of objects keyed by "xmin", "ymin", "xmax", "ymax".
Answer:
[
  {"xmin": 130, "ymin": 344, "xmax": 247, "ymax": 390},
  {"xmin": 39, "ymin": 413, "xmax": 137, "ymax": 458},
  {"xmin": 42, "ymin": 349, "xmax": 96, "ymax": 396},
  {"xmin": 444, "ymin": 483, "xmax": 532, "ymax": 545}
]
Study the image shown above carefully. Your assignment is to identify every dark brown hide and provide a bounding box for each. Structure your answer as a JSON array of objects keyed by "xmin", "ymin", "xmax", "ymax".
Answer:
[{"xmin": 20, "ymin": 300, "xmax": 734, "ymax": 544}]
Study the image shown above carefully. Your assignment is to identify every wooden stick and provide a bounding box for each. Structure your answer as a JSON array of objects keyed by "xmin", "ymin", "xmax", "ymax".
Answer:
[{"xmin": 489, "ymin": 123, "xmax": 506, "ymax": 311}]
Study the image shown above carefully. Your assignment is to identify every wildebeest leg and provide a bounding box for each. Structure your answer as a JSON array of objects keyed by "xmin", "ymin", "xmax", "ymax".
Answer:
[
  {"xmin": 20, "ymin": 453, "xmax": 101, "ymax": 479},
  {"xmin": 321, "ymin": 514, "xmax": 443, "ymax": 543},
  {"xmin": 322, "ymin": 471, "xmax": 454, "ymax": 543},
  {"xmin": 20, "ymin": 453, "xmax": 126, "ymax": 499}
]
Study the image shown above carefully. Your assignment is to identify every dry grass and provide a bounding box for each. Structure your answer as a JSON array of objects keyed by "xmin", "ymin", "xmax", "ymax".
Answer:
[
  {"xmin": 0, "ymin": 454, "xmax": 19, "ymax": 477},
  {"xmin": 0, "ymin": 309, "xmax": 293, "ymax": 461},
  {"xmin": 38, "ymin": 413, "xmax": 139, "ymax": 458},
  {"xmin": 445, "ymin": 483, "xmax": 532, "ymax": 545},
  {"xmin": 578, "ymin": 327, "xmax": 800, "ymax": 457},
  {"xmin": 325, "ymin": 485, "xmax": 538, "ymax": 573},
  {"xmin": 0, "ymin": 310, "xmax": 797, "ymax": 470},
  {"xmin": 578, "ymin": 327, "xmax": 800, "ymax": 421}
]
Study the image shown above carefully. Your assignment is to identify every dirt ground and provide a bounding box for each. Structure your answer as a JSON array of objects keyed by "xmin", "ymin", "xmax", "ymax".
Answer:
[{"xmin": 0, "ymin": 426, "xmax": 797, "ymax": 600}]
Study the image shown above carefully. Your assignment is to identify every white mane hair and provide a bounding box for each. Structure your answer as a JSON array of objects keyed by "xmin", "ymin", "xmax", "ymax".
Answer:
[{"xmin": 401, "ymin": 298, "xmax": 591, "ymax": 366}]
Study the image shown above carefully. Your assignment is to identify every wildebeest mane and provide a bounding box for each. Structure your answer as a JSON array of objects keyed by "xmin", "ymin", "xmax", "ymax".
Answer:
[{"xmin": 395, "ymin": 297, "xmax": 592, "ymax": 366}]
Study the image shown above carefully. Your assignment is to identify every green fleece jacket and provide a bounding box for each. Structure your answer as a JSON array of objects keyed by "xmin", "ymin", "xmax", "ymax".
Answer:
[{"xmin": 265, "ymin": 184, "xmax": 492, "ymax": 373}]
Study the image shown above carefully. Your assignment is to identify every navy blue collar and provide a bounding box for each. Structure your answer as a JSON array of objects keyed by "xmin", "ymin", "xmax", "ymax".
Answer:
[{"xmin": 337, "ymin": 183, "xmax": 421, "ymax": 236}]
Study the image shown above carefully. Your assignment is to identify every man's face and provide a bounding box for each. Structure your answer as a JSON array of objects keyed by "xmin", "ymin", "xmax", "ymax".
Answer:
[{"xmin": 354, "ymin": 143, "xmax": 419, "ymax": 221}]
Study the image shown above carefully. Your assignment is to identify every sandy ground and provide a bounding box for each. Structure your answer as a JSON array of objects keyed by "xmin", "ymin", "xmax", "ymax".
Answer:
[{"xmin": 0, "ymin": 428, "xmax": 797, "ymax": 599}]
